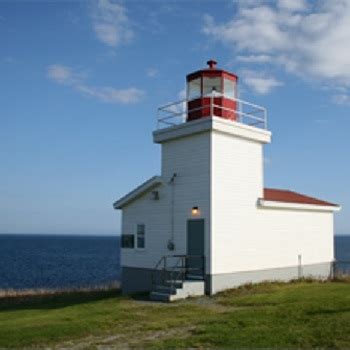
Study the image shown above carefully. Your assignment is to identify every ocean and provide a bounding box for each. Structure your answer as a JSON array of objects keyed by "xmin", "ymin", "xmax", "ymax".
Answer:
[
  {"xmin": 335, "ymin": 235, "xmax": 350, "ymax": 261},
  {"xmin": 0, "ymin": 234, "xmax": 349, "ymax": 290},
  {"xmin": 0, "ymin": 234, "xmax": 120, "ymax": 290}
]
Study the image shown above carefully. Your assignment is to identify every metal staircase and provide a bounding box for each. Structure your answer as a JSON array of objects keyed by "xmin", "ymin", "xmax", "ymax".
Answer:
[{"xmin": 150, "ymin": 255, "xmax": 205, "ymax": 302}]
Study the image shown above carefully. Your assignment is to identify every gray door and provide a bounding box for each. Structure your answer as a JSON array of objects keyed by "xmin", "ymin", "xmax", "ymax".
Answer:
[{"xmin": 187, "ymin": 219, "xmax": 205, "ymax": 278}]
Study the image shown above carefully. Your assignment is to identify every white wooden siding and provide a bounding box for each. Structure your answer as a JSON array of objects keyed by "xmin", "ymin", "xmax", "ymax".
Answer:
[
  {"xmin": 121, "ymin": 132, "xmax": 211, "ymax": 270},
  {"xmin": 210, "ymin": 129, "xmax": 334, "ymax": 275},
  {"xmin": 121, "ymin": 119, "xmax": 335, "ymax": 277},
  {"xmin": 211, "ymin": 130, "xmax": 265, "ymax": 274}
]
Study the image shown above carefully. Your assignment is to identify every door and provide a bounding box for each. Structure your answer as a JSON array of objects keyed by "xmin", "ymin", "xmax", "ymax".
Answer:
[{"xmin": 187, "ymin": 219, "xmax": 205, "ymax": 279}]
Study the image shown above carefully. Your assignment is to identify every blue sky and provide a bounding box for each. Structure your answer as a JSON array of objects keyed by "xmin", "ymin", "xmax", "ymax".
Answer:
[{"xmin": 0, "ymin": 0, "xmax": 349, "ymax": 235}]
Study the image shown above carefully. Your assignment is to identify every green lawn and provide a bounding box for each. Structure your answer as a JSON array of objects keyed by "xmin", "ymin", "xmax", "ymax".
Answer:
[{"xmin": 1, "ymin": 281, "xmax": 350, "ymax": 348}]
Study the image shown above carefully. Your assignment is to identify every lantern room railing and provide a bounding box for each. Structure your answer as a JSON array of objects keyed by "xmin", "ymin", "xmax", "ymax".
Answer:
[{"xmin": 157, "ymin": 93, "xmax": 267, "ymax": 130}]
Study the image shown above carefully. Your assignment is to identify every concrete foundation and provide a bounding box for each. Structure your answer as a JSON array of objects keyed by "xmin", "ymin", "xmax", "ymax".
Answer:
[
  {"xmin": 208, "ymin": 261, "xmax": 333, "ymax": 294},
  {"xmin": 121, "ymin": 266, "xmax": 154, "ymax": 294},
  {"xmin": 121, "ymin": 266, "xmax": 174, "ymax": 294},
  {"xmin": 122, "ymin": 262, "xmax": 333, "ymax": 295}
]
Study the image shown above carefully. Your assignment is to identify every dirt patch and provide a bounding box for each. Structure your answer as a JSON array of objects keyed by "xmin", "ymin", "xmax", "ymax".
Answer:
[
  {"xmin": 53, "ymin": 296, "xmax": 248, "ymax": 349},
  {"xmin": 55, "ymin": 325, "xmax": 197, "ymax": 350}
]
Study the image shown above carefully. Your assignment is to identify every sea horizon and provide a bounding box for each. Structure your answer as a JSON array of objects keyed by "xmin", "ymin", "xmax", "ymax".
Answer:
[
  {"xmin": 0, "ymin": 232, "xmax": 348, "ymax": 237},
  {"xmin": 0, "ymin": 232, "xmax": 120, "ymax": 237},
  {"xmin": 0, "ymin": 234, "xmax": 348, "ymax": 291},
  {"xmin": 0, "ymin": 234, "xmax": 120, "ymax": 290}
]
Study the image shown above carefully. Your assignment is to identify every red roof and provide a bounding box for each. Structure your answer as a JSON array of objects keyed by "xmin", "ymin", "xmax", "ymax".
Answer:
[{"xmin": 263, "ymin": 188, "xmax": 338, "ymax": 207}]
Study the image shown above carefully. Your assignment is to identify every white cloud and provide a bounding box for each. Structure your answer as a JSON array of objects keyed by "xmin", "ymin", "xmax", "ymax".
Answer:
[
  {"xmin": 237, "ymin": 55, "xmax": 271, "ymax": 63},
  {"xmin": 264, "ymin": 157, "xmax": 271, "ymax": 165},
  {"xmin": 314, "ymin": 118, "xmax": 330, "ymax": 124},
  {"xmin": 146, "ymin": 67, "xmax": 158, "ymax": 78},
  {"xmin": 242, "ymin": 70, "xmax": 283, "ymax": 95},
  {"xmin": 203, "ymin": 0, "xmax": 350, "ymax": 91},
  {"xmin": 177, "ymin": 88, "xmax": 186, "ymax": 100},
  {"xmin": 76, "ymin": 85, "xmax": 144, "ymax": 104},
  {"xmin": 91, "ymin": 0, "xmax": 133, "ymax": 47},
  {"xmin": 47, "ymin": 64, "xmax": 144, "ymax": 104},
  {"xmin": 277, "ymin": 0, "xmax": 307, "ymax": 12},
  {"xmin": 3, "ymin": 56, "xmax": 14, "ymax": 64},
  {"xmin": 332, "ymin": 94, "xmax": 350, "ymax": 105},
  {"xmin": 47, "ymin": 64, "xmax": 77, "ymax": 85}
]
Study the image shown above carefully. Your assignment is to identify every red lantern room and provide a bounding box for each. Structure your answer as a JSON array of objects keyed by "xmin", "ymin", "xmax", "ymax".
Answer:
[{"xmin": 186, "ymin": 60, "xmax": 238, "ymax": 122}]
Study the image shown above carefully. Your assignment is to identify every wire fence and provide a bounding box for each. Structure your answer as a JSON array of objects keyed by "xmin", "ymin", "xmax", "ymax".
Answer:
[
  {"xmin": 333, "ymin": 260, "xmax": 350, "ymax": 279},
  {"xmin": 1, "ymin": 260, "xmax": 349, "ymax": 298}
]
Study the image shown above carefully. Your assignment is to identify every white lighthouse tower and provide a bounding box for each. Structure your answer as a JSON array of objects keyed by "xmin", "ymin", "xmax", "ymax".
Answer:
[{"xmin": 114, "ymin": 61, "xmax": 340, "ymax": 301}]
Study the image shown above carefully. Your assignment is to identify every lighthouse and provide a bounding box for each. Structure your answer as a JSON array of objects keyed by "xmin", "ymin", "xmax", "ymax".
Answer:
[
  {"xmin": 187, "ymin": 59, "xmax": 238, "ymax": 121},
  {"xmin": 114, "ymin": 61, "xmax": 340, "ymax": 301}
]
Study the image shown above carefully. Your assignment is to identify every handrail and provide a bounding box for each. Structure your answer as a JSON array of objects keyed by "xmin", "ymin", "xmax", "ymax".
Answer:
[
  {"xmin": 157, "ymin": 93, "xmax": 267, "ymax": 130},
  {"xmin": 151, "ymin": 256, "xmax": 165, "ymax": 286},
  {"xmin": 151, "ymin": 255, "xmax": 205, "ymax": 291}
]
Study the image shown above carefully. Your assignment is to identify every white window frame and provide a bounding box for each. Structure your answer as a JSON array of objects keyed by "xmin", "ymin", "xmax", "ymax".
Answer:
[
  {"xmin": 136, "ymin": 223, "xmax": 146, "ymax": 250},
  {"xmin": 121, "ymin": 234, "xmax": 135, "ymax": 249}
]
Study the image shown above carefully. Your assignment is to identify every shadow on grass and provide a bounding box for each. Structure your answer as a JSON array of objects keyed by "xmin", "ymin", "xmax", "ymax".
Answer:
[
  {"xmin": 306, "ymin": 307, "xmax": 350, "ymax": 316},
  {"xmin": 0, "ymin": 289, "xmax": 121, "ymax": 312},
  {"xmin": 128, "ymin": 292, "xmax": 162, "ymax": 303}
]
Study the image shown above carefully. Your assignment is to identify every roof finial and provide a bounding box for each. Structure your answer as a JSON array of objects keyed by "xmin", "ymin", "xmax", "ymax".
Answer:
[{"xmin": 207, "ymin": 59, "xmax": 217, "ymax": 69}]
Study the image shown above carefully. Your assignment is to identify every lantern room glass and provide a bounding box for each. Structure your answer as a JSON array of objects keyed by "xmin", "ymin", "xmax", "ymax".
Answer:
[
  {"xmin": 187, "ymin": 78, "xmax": 201, "ymax": 100},
  {"xmin": 224, "ymin": 78, "xmax": 236, "ymax": 99},
  {"xmin": 203, "ymin": 77, "xmax": 222, "ymax": 96}
]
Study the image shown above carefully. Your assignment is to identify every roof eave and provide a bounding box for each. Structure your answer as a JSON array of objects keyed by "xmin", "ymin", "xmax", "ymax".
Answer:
[{"xmin": 113, "ymin": 176, "xmax": 162, "ymax": 210}]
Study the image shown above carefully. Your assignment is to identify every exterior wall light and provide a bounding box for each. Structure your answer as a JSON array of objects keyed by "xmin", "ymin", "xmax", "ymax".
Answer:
[
  {"xmin": 151, "ymin": 190, "xmax": 159, "ymax": 200},
  {"xmin": 191, "ymin": 206, "xmax": 200, "ymax": 216}
]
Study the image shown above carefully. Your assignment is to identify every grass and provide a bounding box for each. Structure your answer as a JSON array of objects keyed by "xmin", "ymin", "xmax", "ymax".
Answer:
[
  {"xmin": 1, "ymin": 281, "xmax": 350, "ymax": 348},
  {"xmin": 0, "ymin": 281, "xmax": 120, "ymax": 298}
]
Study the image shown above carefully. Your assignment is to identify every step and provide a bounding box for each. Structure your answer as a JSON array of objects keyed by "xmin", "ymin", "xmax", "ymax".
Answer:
[
  {"xmin": 186, "ymin": 274, "xmax": 204, "ymax": 280},
  {"xmin": 150, "ymin": 280, "xmax": 205, "ymax": 302},
  {"xmin": 179, "ymin": 280, "xmax": 205, "ymax": 297},
  {"xmin": 164, "ymin": 280, "xmax": 183, "ymax": 288}
]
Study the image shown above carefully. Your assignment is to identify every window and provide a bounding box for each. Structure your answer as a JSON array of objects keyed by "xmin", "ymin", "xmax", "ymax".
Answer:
[
  {"xmin": 203, "ymin": 77, "xmax": 222, "ymax": 96},
  {"xmin": 121, "ymin": 234, "xmax": 134, "ymax": 249},
  {"xmin": 223, "ymin": 78, "xmax": 236, "ymax": 99},
  {"xmin": 187, "ymin": 78, "xmax": 201, "ymax": 100},
  {"xmin": 136, "ymin": 224, "xmax": 145, "ymax": 249}
]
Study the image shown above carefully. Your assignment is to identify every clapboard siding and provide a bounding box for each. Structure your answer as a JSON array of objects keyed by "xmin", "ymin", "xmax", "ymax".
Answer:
[
  {"xmin": 211, "ymin": 130, "xmax": 334, "ymax": 275},
  {"xmin": 120, "ymin": 118, "xmax": 336, "ymax": 287},
  {"xmin": 121, "ymin": 132, "xmax": 211, "ymax": 271},
  {"xmin": 211, "ymin": 131, "xmax": 265, "ymax": 274},
  {"xmin": 255, "ymin": 209, "xmax": 334, "ymax": 269}
]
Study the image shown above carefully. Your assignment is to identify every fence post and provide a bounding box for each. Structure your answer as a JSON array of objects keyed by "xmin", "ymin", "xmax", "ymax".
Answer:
[
  {"xmin": 202, "ymin": 255, "xmax": 205, "ymax": 279},
  {"xmin": 298, "ymin": 254, "xmax": 302, "ymax": 279},
  {"xmin": 164, "ymin": 257, "xmax": 166, "ymax": 285},
  {"xmin": 331, "ymin": 260, "xmax": 336, "ymax": 280},
  {"xmin": 181, "ymin": 256, "xmax": 186, "ymax": 281}
]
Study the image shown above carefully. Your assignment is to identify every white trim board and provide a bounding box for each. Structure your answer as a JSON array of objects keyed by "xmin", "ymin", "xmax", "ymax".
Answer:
[
  {"xmin": 258, "ymin": 199, "xmax": 341, "ymax": 212},
  {"xmin": 153, "ymin": 116, "xmax": 271, "ymax": 145},
  {"xmin": 113, "ymin": 176, "xmax": 162, "ymax": 209}
]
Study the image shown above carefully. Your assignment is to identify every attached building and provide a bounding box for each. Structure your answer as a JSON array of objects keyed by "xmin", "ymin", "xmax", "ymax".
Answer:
[{"xmin": 114, "ymin": 60, "xmax": 340, "ymax": 300}]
